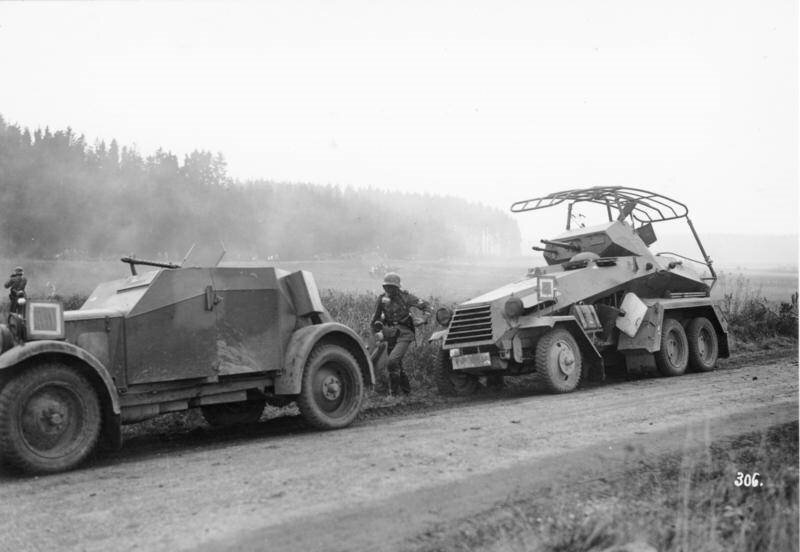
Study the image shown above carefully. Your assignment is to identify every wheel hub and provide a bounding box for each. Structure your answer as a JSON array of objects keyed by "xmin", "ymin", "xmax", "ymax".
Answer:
[
  {"xmin": 321, "ymin": 375, "xmax": 342, "ymax": 401},
  {"xmin": 556, "ymin": 342, "xmax": 576, "ymax": 376},
  {"xmin": 698, "ymin": 329, "xmax": 711, "ymax": 359},
  {"xmin": 47, "ymin": 410, "xmax": 65, "ymax": 427},
  {"xmin": 21, "ymin": 388, "xmax": 80, "ymax": 453},
  {"xmin": 31, "ymin": 398, "xmax": 69, "ymax": 434},
  {"xmin": 666, "ymin": 332, "xmax": 682, "ymax": 362}
]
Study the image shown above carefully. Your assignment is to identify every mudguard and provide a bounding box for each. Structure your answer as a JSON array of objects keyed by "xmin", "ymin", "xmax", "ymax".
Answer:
[
  {"xmin": 638, "ymin": 298, "xmax": 731, "ymax": 358},
  {"xmin": 276, "ymin": 322, "xmax": 375, "ymax": 395},
  {"xmin": 0, "ymin": 340, "xmax": 120, "ymax": 415},
  {"xmin": 428, "ymin": 329, "xmax": 447, "ymax": 343},
  {"xmin": 518, "ymin": 315, "xmax": 602, "ymax": 362}
]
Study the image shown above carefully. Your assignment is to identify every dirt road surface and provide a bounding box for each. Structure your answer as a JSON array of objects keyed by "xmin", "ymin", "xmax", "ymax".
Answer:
[{"xmin": 1, "ymin": 351, "xmax": 797, "ymax": 552}]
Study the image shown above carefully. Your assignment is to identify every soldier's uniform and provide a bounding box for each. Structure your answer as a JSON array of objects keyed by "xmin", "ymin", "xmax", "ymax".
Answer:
[
  {"xmin": 4, "ymin": 267, "xmax": 27, "ymax": 315},
  {"xmin": 372, "ymin": 273, "xmax": 431, "ymax": 395}
]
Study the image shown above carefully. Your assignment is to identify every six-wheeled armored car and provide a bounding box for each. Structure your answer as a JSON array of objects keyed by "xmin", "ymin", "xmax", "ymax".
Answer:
[{"xmin": 431, "ymin": 187, "xmax": 729, "ymax": 395}]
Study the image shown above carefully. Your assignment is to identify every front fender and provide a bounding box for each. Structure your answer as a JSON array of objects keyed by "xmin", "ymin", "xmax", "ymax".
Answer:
[
  {"xmin": 428, "ymin": 329, "xmax": 447, "ymax": 343},
  {"xmin": 0, "ymin": 340, "xmax": 121, "ymax": 416},
  {"xmin": 519, "ymin": 315, "xmax": 602, "ymax": 362},
  {"xmin": 275, "ymin": 322, "xmax": 375, "ymax": 395}
]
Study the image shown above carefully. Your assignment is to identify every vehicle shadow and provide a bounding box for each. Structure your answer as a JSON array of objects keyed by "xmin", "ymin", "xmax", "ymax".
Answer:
[{"xmin": 94, "ymin": 413, "xmax": 312, "ymax": 469}]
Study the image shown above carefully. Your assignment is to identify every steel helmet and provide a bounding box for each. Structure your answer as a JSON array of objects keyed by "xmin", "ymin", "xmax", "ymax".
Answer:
[
  {"xmin": 382, "ymin": 272, "xmax": 401, "ymax": 288},
  {"xmin": 13, "ymin": 267, "xmax": 23, "ymax": 275}
]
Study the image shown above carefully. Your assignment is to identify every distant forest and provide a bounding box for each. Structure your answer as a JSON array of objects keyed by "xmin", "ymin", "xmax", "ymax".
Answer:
[{"xmin": 0, "ymin": 116, "xmax": 520, "ymax": 261}]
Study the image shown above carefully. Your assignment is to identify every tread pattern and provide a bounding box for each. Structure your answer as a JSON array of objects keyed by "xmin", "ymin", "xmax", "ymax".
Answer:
[
  {"xmin": 655, "ymin": 318, "xmax": 689, "ymax": 376},
  {"xmin": 535, "ymin": 328, "xmax": 583, "ymax": 393},
  {"xmin": 0, "ymin": 363, "xmax": 101, "ymax": 474},
  {"xmin": 687, "ymin": 317, "xmax": 719, "ymax": 372},
  {"xmin": 297, "ymin": 344, "xmax": 363, "ymax": 430}
]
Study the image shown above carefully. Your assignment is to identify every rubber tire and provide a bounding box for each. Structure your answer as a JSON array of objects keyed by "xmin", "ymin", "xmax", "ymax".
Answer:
[
  {"xmin": 687, "ymin": 317, "xmax": 719, "ymax": 372},
  {"xmin": 656, "ymin": 318, "xmax": 689, "ymax": 376},
  {"xmin": 0, "ymin": 363, "xmax": 101, "ymax": 474},
  {"xmin": 434, "ymin": 349, "xmax": 479, "ymax": 397},
  {"xmin": 536, "ymin": 328, "xmax": 583, "ymax": 393},
  {"xmin": 201, "ymin": 400, "xmax": 267, "ymax": 427},
  {"xmin": 297, "ymin": 344, "xmax": 364, "ymax": 430}
]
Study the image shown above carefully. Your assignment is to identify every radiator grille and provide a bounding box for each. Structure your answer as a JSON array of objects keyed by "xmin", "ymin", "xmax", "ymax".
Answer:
[
  {"xmin": 26, "ymin": 301, "xmax": 64, "ymax": 339},
  {"xmin": 444, "ymin": 304, "xmax": 493, "ymax": 345},
  {"xmin": 31, "ymin": 305, "xmax": 58, "ymax": 332}
]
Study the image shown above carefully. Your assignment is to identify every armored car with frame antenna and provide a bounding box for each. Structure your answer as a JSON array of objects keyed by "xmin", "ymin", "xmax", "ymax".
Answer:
[{"xmin": 431, "ymin": 186, "xmax": 728, "ymax": 396}]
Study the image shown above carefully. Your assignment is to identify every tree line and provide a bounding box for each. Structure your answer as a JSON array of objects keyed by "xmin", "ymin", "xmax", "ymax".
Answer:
[{"xmin": 0, "ymin": 116, "xmax": 520, "ymax": 261}]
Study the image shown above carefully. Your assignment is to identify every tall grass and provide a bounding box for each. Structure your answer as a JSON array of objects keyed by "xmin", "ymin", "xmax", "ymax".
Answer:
[
  {"xmin": 433, "ymin": 423, "xmax": 799, "ymax": 552},
  {"xmin": 546, "ymin": 423, "xmax": 800, "ymax": 552},
  {"xmin": 718, "ymin": 274, "xmax": 798, "ymax": 342},
  {"xmin": 1, "ymin": 275, "xmax": 794, "ymax": 384},
  {"xmin": 321, "ymin": 289, "xmax": 450, "ymax": 393}
]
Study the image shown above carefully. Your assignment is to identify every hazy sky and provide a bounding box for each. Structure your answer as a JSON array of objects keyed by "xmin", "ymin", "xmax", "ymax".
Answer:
[{"xmin": 0, "ymin": 1, "xmax": 796, "ymax": 238}]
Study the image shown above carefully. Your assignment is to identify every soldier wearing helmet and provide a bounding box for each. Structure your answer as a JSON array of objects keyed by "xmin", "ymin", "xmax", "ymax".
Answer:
[
  {"xmin": 371, "ymin": 272, "xmax": 432, "ymax": 395},
  {"xmin": 4, "ymin": 267, "xmax": 27, "ymax": 315}
]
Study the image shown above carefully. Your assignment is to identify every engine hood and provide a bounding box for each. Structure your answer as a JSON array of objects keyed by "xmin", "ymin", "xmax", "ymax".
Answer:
[{"xmin": 462, "ymin": 277, "xmax": 543, "ymax": 309}]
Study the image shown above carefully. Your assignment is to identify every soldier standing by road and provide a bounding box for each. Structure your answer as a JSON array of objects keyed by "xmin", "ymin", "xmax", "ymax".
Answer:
[
  {"xmin": 5, "ymin": 266, "xmax": 27, "ymax": 315},
  {"xmin": 372, "ymin": 272, "xmax": 432, "ymax": 395}
]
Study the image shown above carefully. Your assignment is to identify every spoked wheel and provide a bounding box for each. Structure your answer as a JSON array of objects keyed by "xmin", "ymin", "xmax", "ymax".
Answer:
[
  {"xmin": 656, "ymin": 318, "xmax": 689, "ymax": 376},
  {"xmin": 297, "ymin": 344, "xmax": 364, "ymax": 429},
  {"xmin": 0, "ymin": 363, "xmax": 101, "ymax": 474},
  {"xmin": 687, "ymin": 317, "xmax": 719, "ymax": 372},
  {"xmin": 201, "ymin": 400, "xmax": 267, "ymax": 427},
  {"xmin": 536, "ymin": 328, "xmax": 583, "ymax": 393},
  {"xmin": 434, "ymin": 349, "xmax": 479, "ymax": 396}
]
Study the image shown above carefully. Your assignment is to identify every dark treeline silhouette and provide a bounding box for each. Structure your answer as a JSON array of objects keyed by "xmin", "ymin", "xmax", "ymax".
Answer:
[{"xmin": 0, "ymin": 116, "xmax": 520, "ymax": 260}]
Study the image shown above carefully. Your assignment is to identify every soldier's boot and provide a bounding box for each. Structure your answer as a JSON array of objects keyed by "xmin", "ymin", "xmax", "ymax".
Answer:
[
  {"xmin": 399, "ymin": 372, "xmax": 411, "ymax": 395},
  {"xmin": 388, "ymin": 373, "xmax": 401, "ymax": 396}
]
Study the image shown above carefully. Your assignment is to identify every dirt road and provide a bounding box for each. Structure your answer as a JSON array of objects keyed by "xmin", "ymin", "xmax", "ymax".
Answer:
[{"xmin": 1, "ymin": 351, "xmax": 797, "ymax": 552}]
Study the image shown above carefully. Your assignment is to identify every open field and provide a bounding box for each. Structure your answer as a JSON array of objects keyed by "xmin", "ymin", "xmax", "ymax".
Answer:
[{"xmin": 2, "ymin": 257, "xmax": 796, "ymax": 304}]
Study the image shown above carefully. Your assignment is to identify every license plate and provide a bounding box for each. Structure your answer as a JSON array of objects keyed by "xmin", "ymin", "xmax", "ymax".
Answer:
[{"xmin": 451, "ymin": 352, "xmax": 492, "ymax": 370}]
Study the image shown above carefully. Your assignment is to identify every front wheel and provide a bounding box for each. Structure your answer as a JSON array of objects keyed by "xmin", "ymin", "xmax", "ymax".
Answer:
[
  {"xmin": 201, "ymin": 400, "xmax": 267, "ymax": 427},
  {"xmin": 434, "ymin": 349, "xmax": 479, "ymax": 396},
  {"xmin": 656, "ymin": 318, "xmax": 689, "ymax": 376},
  {"xmin": 297, "ymin": 344, "xmax": 364, "ymax": 430},
  {"xmin": 536, "ymin": 328, "xmax": 583, "ymax": 393},
  {"xmin": 0, "ymin": 363, "xmax": 101, "ymax": 474}
]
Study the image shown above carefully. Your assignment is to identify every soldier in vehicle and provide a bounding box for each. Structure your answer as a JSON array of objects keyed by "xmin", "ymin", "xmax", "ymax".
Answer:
[
  {"xmin": 372, "ymin": 272, "xmax": 432, "ymax": 395},
  {"xmin": 4, "ymin": 266, "xmax": 27, "ymax": 315}
]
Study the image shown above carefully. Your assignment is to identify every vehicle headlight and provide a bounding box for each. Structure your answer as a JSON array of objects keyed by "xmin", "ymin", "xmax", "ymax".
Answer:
[
  {"xmin": 0, "ymin": 325, "xmax": 14, "ymax": 353},
  {"xmin": 435, "ymin": 307, "xmax": 452, "ymax": 326},
  {"xmin": 504, "ymin": 296, "xmax": 524, "ymax": 318}
]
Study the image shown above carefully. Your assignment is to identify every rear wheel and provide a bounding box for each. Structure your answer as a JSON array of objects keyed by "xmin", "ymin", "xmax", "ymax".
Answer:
[
  {"xmin": 656, "ymin": 318, "xmax": 689, "ymax": 376},
  {"xmin": 297, "ymin": 344, "xmax": 363, "ymax": 429},
  {"xmin": 434, "ymin": 349, "xmax": 479, "ymax": 396},
  {"xmin": 687, "ymin": 317, "xmax": 719, "ymax": 372},
  {"xmin": 536, "ymin": 328, "xmax": 583, "ymax": 393},
  {"xmin": 201, "ymin": 400, "xmax": 266, "ymax": 427},
  {"xmin": 0, "ymin": 363, "xmax": 101, "ymax": 474}
]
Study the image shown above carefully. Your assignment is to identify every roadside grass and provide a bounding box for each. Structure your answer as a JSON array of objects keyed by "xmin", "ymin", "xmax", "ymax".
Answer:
[
  {"xmin": 718, "ymin": 273, "xmax": 798, "ymax": 345},
  {"xmin": 418, "ymin": 422, "xmax": 799, "ymax": 552},
  {"xmin": 321, "ymin": 289, "xmax": 443, "ymax": 394},
  {"xmin": 1, "ymin": 272, "xmax": 794, "ymax": 388}
]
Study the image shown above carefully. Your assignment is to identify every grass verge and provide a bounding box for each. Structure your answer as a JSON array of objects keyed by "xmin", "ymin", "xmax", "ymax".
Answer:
[{"xmin": 415, "ymin": 422, "xmax": 799, "ymax": 552}]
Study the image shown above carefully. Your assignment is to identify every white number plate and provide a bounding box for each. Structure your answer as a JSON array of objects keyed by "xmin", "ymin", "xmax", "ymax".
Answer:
[{"xmin": 451, "ymin": 352, "xmax": 492, "ymax": 370}]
